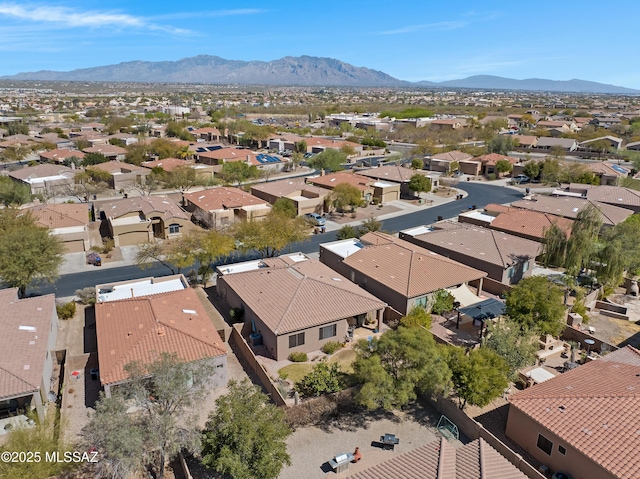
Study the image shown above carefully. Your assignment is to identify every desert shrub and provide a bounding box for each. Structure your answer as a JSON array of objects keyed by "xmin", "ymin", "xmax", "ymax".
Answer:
[
  {"xmin": 75, "ymin": 287, "xmax": 96, "ymax": 305},
  {"xmin": 295, "ymin": 362, "xmax": 343, "ymax": 397},
  {"xmin": 288, "ymin": 352, "xmax": 308, "ymax": 362},
  {"xmin": 321, "ymin": 341, "xmax": 343, "ymax": 355},
  {"xmin": 400, "ymin": 306, "xmax": 432, "ymax": 329},
  {"xmin": 336, "ymin": 225, "xmax": 358, "ymax": 240},
  {"xmin": 102, "ymin": 238, "xmax": 115, "ymax": 252},
  {"xmin": 56, "ymin": 301, "xmax": 76, "ymax": 320},
  {"xmin": 430, "ymin": 289, "xmax": 455, "ymax": 315}
]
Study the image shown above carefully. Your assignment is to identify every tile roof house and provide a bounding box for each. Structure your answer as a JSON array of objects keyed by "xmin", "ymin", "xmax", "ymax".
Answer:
[
  {"xmin": 510, "ymin": 135, "xmax": 538, "ymax": 148},
  {"xmin": 582, "ymin": 161, "xmax": 630, "ymax": 186},
  {"xmin": 0, "ymin": 288, "xmax": 58, "ymax": 421},
  {"xmin": 216, "ymin": 255, "xmax": 386, "ymax": 361},
  {"xmin": 8, "ymin": 163, "xmax": 75, "ymax": 195},
  {"xmin": 556, "ymin": 184, "xmax": 640, "ymax": 212},
  {"xmin": 39, "ymin": 148, "xmax": 85, "ymax": 164},
  {"xmin": 578, "ymin": 135, "xmax": 624, "ymax": 151},
  {"xmin": 320, "ymin": 232, "xmax": 486, "ymax": 318},
  {"xmin": 190, "ymin": 127, "xmax": 223, "ymax": 143},
  {"xmin": 506, "ymin": 346, "xmax": 640, "ymax": 479},
  {"xmin": 347, "ymin": 437, "xmax": 529, "ymax": 479},
  {"xmin": 427, "ymin": 151, "xmax": 477, "ymax": 175},
  {"xmin": 96, "ymin": 195, "xmax": 192, "ymax": 246},
  {"xmin": 307, "ymin": 171, "xmax": 400, "ymax": 204},
  {"xmin": 82, "ymin": 144, "xmax": 127, "ymax": 161},
  {"xmin": 358, "ymin": 165, "xmax": 441, "ymax": 195},
  {"xmin": 183, "ymin": 187, "xmax": 271, "ymax": 229},
  {"xmin": 460, "ymin": 205, "xmax": 574, "ymax": 243},
  {"xmin": 25, "ymin": 203, "xmax": 91, "ymax": 253},
  {"xmin": 250, "ymin": 178, "xmax": 331, "ymax": 216},
  {"xmin": 400, "ymin": 222, "xmax": 540, "ymax": 286},
  {"xmin": 511, "ymin": 195, "xmax": 633, "ymax": 227},
  {"xmin": 88, "ymin": 160, "xmax": 151, "ymax": 190},
  {"xmin": 141, "ymin": 157, "xmax": 216, "ymax": 180},
  {"xmin": 95, "ymin": 288, "xmax": 227, "ymax": 397},
  {"xmin": 473, "ymin": 153, "xmax": 519, "ymax": 177},
  {"xmin": 534, "ymin": 137, "xmax": 578, "ymax": 152}
]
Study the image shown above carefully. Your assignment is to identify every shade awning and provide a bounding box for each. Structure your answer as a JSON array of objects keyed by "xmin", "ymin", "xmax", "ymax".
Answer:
[
  {"xmin": 458, "ymin": 298, "xmax": 506, "ymax": 321},
  {"xmin": 446, "ymin": 284, "xmax": 483, "ymax": 308}
]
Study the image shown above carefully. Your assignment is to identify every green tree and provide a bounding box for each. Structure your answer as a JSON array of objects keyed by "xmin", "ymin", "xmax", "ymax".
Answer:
[
  {"xmin": 5, "ymin": 121, "xmax": 29, "ymax": 136},
  {"xmin": 219, "ymin": 161, "xmax": 260, "ymax": 186},
  {"xmin": 564, "ymin": 204, "xmax": 602, "ymax": 277},
  {"xmin": 202, "ymin": 379, "xmax": 292, "ymax": 479},
  {"xmin": 125, "ymin": 142, "xmax": 153, "ymax": 165},
  {"xmin": 271, "ymin": 198, "xmax": 297, "ymax": 219},
  {"xmin": 411, "ymin": 158, "xmax": 424, "ymax": 169},
  {"xmin": 430, "ymin": 289, "xmax": 455, "ymax": 315},
  {"xmin": 0, "ymin": 210, "xmax": 64, "ymax": 297},
  {"xmin": 307, "ymin": 149, "xmax": 346, "ymax": 172},
  {"xmin": 295, "ymin": 362, "xmax": 343, "ymax": 398},
  {"xmin": 336, "ymin": 224, "xmax": 358, "ymax": 239},
  {"xmin": 408, "ymin": 174, "xmax": 432, "ymax": 196},
  {"xmin": 70, "ymin": 168, "xmax": 111, "ymax": 200},
  {"xmin": 495, "ymin": 159, "xmax": 514, "ymax": 176},
  {"xmin": 233, "ymin": 210, "xmax": 309, "ymax": 258},
  {"xmin": 164, "ymin": 165, "xmax": 206, "ymax": 193},
  {"xmin": 81, "ymin": 394, "xmax": 147, "ymax": 479},
  {"xmin": 523, "ymin": 160, "xmax": 541, "ymax": 180},
  {"xmin": 539, "ymin": 158, "xmax": 563, "ymax": 185},
  {"xmin": 194, "ymin": 229, "xmax": 236, "ymax": 284},
  {"xmin": 399, "ymin": 305, "xmax": 432, "ymax": 329},
  {"xmin": 359, "ymin": 216, "xmax": 383, "ymax": 235},
  {"xmin": 448, "ymin": 347, "xmax": 509, "ymax": 409},
  {"xmin": 331, "ymin": 183, "xmax": 364, "ymax": 212},
  {"xmin": 505, "ymin": 276, "xmax": 566, "ymax": 336},
  {"xmin": 352, "ymin": 327, "xmax": 451, "ymax": 410},
  {"xmin": 487, "ymin": 135, "xmax": 513, "ymax": 155},
  {"xmin": 0, "ymin": 176, "xmax": 32, "ymax": 206},
  {"xmin": 294, "ymin": 140, "xmax": 308, "ymax": 154},
  {"xmin": 81, "ymin": 152, "xmax": 109, "ymax": 166},
  {"xmin": 483, "ymin": 319, "xmax": 537, "ymax": 380},
  {"xmin": 135, "ymin": 235, "xmax": 198, "ymax": 275}
]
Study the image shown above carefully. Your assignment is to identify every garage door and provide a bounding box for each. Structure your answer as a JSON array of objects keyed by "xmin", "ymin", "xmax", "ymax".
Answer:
[{"xmin": 117, "ymin": 231, "xmax": 149, "ymax": 246}]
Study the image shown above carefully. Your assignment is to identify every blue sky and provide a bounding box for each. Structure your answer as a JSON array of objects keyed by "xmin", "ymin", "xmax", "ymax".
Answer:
[{"xmin": 1, "ymin": 1, "xmax": 639, "ymax": 88}]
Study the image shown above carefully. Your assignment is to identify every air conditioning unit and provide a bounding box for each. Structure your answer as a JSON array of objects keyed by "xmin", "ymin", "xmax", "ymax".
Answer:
[{"xmin": 538, "ymin": 465, "xmax": 552, "ymax": 478}]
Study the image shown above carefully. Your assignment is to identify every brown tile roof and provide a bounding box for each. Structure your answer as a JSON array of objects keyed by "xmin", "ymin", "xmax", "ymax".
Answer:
[
  {"xmin": 483, "ymin": 203, "xmax": 511, "ymax": 215},
  {"xmin": 196, "ymin": 147, "xmax": 255, "ymax": 161},
  {"xmin": 183, "ymin": 187, "xmax": 268, "ymax": 211},
  {"xmin": 409, "ymin": 222, "xmax": 541, "ymax": 268},
  {"xmin": 141, "ymin": 157, "xmax": 195, "ymax": 172},
  {"xmin": 8, "ymin": 163, "xmax": 74, "ymax": 180},
  {"xmin": 250, "ymin": 178, "xmax": 330, "ymax": 198},
  {"xmin": 83, "ymin": 144, "xmax": 127, "ymax": 156},
  {"xmin": 348, "ymin": 438, "xmax": 528, "ymax": 479},
  {"xmin": 431, "ymin": 150, "xmax": 474, "ymax": 162},
  {"xmin": 100, "ymin": 195, "xmax": 189, "ymax": 221},
  {"xmin": 343, "ymin": 233, "xmax": 486, "ymax": 298},
  {"xmin": 474, "ymin": 153, "xmax": 518, "ymax": 166},
  {"xmin": 89, "ymin": 160, "xmax": 147, "ymax": 174},
  {"xmin": 359, "ymin": 165, "xmax": 433, "ymax": 183},
  {"xmin": 0, "ymin": 288, "xmax": 56, "ymax": 399},
  {"xmin": 510, "ymin": 135, "xmax": 538, "ymax": 147},
  {"xmin": 95, "ymin": 289, "xmax": 226, "ymax": 386},
  {"xmin": 511, "ymin": 195, "xmax": 633, "ymax": 226},
  {"xmin": 39, "ymin": 149, "xmax": 85, "ymax": 162},
  {"xmin": 26, "ymin": 203, "xmax": 90, "ymax": 229},
  {"xmin": 191, "ymin": 127, "xmax": 221, "ymax": 135},
  {"xmin": 220, "ymin": 259, "xmax": 386, "ymax": 335},
  {"xmin": 490, "ymin": 209, "xmax": 573, "ymax": 241},
  {"xmin": 582, "ymin": 184, "xmax": 640, "ymax": 209},
  {"xmin": 508, "ymin": 346, "xmax": 640, "ymax": 479},
  {"xmin": 308, "ymin": 171, "xmax": 373, "ymax": 192}
]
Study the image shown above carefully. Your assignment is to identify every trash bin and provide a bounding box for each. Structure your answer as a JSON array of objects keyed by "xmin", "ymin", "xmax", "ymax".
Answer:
[{"xmin": 90, "ymin": 369, "xmax": 99, "ymax": 381}]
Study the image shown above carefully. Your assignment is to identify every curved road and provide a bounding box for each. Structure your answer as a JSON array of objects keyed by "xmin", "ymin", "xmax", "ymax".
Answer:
[{"xmin": 32, "ymin": 182, "xmax": 524, "ymax": 298}]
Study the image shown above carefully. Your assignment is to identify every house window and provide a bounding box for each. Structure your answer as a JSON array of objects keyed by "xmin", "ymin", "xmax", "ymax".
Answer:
[
  {"xmin": 319, "ymin": 324, "xmax": 337, "ymax": 340},
  {"xmin": 289, "ymin": 332, "xmax": 305, "ymax": 348},
  {"xmin": 536, "ymin": 434, "xmax": 553, "ymax": 456},
  {"xmin": 523, "ymin": 261, "xmax": 530, "ymax": 272},
  {"xmin": 169, "ymin": 224, "xmax": 180, "ymax": 234},
  {"xmin": 414, "ymin": 296, "xmax": 428, "ymax": 308},
  {"xmin": 507, "ymin": 267, "xmax": 514, "ymax": 278},
  {"xmin": 558, "ymin": 445, "xmax": 566, "ymax": 455}
]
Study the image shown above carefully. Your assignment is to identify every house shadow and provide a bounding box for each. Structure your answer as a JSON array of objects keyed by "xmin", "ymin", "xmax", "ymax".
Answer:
[{"xmin": 83, "ymin": 306, "xmax": 101, "ymax": 408}]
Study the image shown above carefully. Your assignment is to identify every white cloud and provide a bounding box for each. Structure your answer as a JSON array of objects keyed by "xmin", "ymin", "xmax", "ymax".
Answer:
[
  {"xmin": 0, "ymin": 3, "xmax": 192, "ymax": 35},
  {"xmin": 380, "ymin": 20, "xmax": 466, "ymax": 35},
  {"xmin": 150, "ymin": 8, "xmax": 265, "ymax": 21}
]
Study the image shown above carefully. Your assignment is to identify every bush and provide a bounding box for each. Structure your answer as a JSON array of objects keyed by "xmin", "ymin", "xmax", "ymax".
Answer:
[
  {"xmin": 487, "ymin": 173, "xmax": 497, "ymax": 181},
  {"xmin": 229, "ymin": 307, "xmax": 244, "ymax": 323},
  {"xmin": 75, "ymin": 287, "xmax": 96, "ymax": 305},
  {"xmin": 321, "ymin": 341, "xmax": 343, "ymax": 355},
  {"xmin": 295, "ymin": 362, "xmax": 343, "ymax": 397},
  {"xmin": 102, "ymin": 238, "xmax": 115, "ymax": 253},
  {"xmin": 400, "ymin": 306, "xmax": 432, "ymax": 329},
  {"xmin": 56, "ymin": 301, "xmax": 76, "ymax": 320},
  {"xmin": 430, "ymin": 289, "xmax": 455, "ymax": 315},
  {"xmin": 336, "ymin": 225, "xmax": 358, "ymax": 240},
  {"xmin": 288, "ymin": 352, "xmax": 308, "ymax": 362}
]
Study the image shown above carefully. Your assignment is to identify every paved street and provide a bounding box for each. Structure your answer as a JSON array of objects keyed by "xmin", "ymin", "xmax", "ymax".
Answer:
[{"xmin": 30, "ymin": 182, "xmax": 524, "ymax": 299}]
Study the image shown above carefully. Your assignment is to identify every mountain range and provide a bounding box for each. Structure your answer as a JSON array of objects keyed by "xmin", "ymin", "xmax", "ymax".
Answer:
[{"xmin": 2, "ymin": 55, "xmax": 638, "ymax": 94}]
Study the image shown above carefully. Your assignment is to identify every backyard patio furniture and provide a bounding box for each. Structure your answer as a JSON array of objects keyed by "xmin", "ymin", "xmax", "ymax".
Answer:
[{"xmin": 380, "ymin": 433, "xmax": 400, "ymax": 450}]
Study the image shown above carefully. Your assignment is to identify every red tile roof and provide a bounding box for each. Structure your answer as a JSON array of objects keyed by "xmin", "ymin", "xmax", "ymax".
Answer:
[
  {"xmin": 183, "ymin": 186, "xmax": 268, "ymax": 211},
  {"xmin": 348, "ymin": 438, "xmax": 528, "ymax": 479},
  {"xmin": 219, "ymin": 259, "xmax": 386, "ymax": 335},
  {"xmin": 0, "ymin": 289, "xmax": 56, "ymax": 399},
  {"xmin": 100, "ymin": 195, "xmax": 189, "ymax": 222},
  {"xmin": 490, "ymin": 208, "xmax": 573, "ymax": 241},
  {"xmin": 39, "ymin": 149, "xmax": 85, "ymax": 162},
  {"xmin": 308, "ymin": 171, "xmax": 373, "ymax": 192},
  {"xmin": 343, "ymin": 233, "xmax": 486, "ymax": 298},
  {"xmin": 474, "ymin": 153, "xmax": 518, "ymax": 166},
  {"xmin": 95, "ymin": 289, "xmax": 226, "ymax": 386},
  {"xmin": 141, "ymin": 157, "xmax": 195, "ymax": 172},
  {"xmin": 508, "ymin": 346, "xmax": 640, "ymax": 479},
  {"xmin": 431, "ymin": 151, "xmax": 474, "ymax": 162}
]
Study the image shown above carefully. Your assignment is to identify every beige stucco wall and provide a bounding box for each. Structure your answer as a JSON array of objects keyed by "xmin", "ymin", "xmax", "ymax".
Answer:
[{"xmin": 506, "ymin": 406, "xmax": 615, "ymax": 479}]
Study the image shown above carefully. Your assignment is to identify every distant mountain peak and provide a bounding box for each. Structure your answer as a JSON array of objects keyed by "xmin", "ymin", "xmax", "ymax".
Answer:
[{"xmin": 1, "ymin": 55, "xmax": 637, "ymax": 93}]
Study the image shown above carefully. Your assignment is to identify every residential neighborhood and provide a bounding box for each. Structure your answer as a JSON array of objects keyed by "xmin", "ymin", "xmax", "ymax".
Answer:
[{"xmin": 3, "ymin": 68, "xmax": 640, "ymax": 479}]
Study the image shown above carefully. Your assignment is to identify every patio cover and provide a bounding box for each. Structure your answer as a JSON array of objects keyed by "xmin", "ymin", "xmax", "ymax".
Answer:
[
  {"xmin": 458, "ymin": 298, "xmax": 506, "ymax": 321},
  {"xmin": 446, "ymin": 284, "xmax": 483, "ymax": 307}
]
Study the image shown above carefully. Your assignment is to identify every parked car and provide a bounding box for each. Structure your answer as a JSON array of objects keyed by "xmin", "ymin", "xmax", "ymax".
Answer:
[
  {"xmin": 304, "ymin": 213, "xmax": 326, "ymax": 227},
  {"xmin": 513, "ymin": 174, "xmax": 530, "ymax": 184}
]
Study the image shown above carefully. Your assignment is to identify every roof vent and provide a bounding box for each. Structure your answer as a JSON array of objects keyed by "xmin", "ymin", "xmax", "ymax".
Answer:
[{"xmin": 182, "ymin": 309, "xmax": 197, "ymax": 315}]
